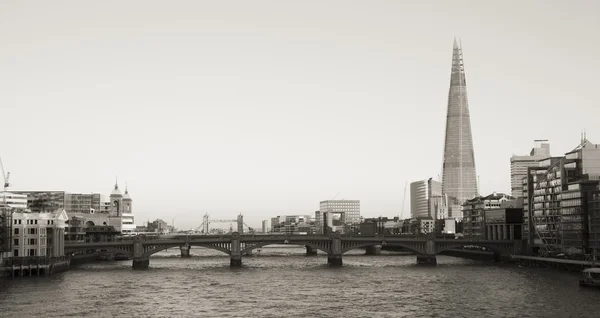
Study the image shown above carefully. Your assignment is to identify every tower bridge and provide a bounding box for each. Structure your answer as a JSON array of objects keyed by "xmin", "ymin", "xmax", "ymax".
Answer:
[{"xmin": 64, "ymin": 233, "xmax": 523, "ymax": 269}]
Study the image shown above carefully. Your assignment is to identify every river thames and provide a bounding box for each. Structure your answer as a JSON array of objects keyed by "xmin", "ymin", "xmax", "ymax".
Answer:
[{"xmin": 1, "ymin": 247, "xmax": 599, "ymax": 317}]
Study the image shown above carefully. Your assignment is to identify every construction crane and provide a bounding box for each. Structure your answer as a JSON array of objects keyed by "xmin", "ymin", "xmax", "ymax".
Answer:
[
  {"xmin": 0, "ymin": 157, "xmax": 10, "ymax": 191},
  {"xmin": 401, "ymin": 181, "xmax": 408, "ymax": 219}
]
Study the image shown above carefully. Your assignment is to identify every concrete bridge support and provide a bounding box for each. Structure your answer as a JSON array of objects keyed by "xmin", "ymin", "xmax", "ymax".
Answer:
[
  {"xmin": 132, "ymin": 237, "xmax": 149, "ymax": 269},
  {"xmin": 180, "ymin": 245, "xmax": 191, "ymax": 258},
  {"xmin": 305, "ymin": 246, "xmax": 318, "ymax": 256},
  {"xmin": 328, "ymin": 233, "xmax": 342, "ymax": 267},
  {"xmin": 416, "ymin": 255, "xmax": 437, "ymax": 265},
  {"xmin": 365, "ymin": 245, "xmax": 381, "ymax": 255},
  {"xmin": 230, "ymin": 233, "xmax": 242, "ymax": 267},
  {"xmin": 133, "ymin": 258, "xmax": 150, "ymax": 269},
  {"xmin": 417, "ymin": 238, "xmax": 436, "ymax": 265}
]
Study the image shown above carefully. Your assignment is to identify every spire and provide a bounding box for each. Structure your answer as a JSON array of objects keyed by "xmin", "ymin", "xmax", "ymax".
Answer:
[
  {"xmin": 125, "ymin": 181, "xmax": 128, "ymax": 194},
  {"xmin": 451, "ymin": 37, "xmax": 466, "ymax": 86},
  {"xmin": 114, "ymin": 176, "xmax": 119, "ymax": 190}
]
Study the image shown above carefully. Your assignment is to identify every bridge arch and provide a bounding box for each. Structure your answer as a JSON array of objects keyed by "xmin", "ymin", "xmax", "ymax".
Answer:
[
  {"xmin": 341, "ymin": 243, "xmax": 426, "ymax": 255},
  {"xmin": 242, "ymin": 242, "xmax": 330, "ymax": 255},
  {"xmin": 143, "ymin": 243, "xmax": 232, "ymax": 258}
]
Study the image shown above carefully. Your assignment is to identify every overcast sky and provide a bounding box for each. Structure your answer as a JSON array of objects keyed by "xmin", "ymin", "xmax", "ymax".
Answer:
[{"xmin": 1, "ymin": 0, "xmax": 598, "ymax": 229}]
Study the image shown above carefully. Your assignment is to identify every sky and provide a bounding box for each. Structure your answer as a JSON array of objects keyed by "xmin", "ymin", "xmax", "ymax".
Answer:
[{"xmin": 1, "ymin": 0, "xmax": 599, "ymax": 229}]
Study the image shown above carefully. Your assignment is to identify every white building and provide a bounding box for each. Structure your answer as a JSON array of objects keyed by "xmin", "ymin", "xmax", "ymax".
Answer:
[
  {"xmin": 108, "ymin": 182, "xmax": 135, "ymax": 234},
  {"xmin": 510, "ymin": 140, "xmax": 551, "ymax": 198},
  {"xmin": 319, "ymin": 200, "xmax": 360, "ymax": 224},
  {"xmin": 410, "ymin": 179, "xmax": 448, "ymax": 220},
  {"xmin": 10, "ymin": 209, "xmax": 68, "ymax": 258},
  {"xmin": 0, "ymin": 192, "xmax": 28, "ymax": 209}
]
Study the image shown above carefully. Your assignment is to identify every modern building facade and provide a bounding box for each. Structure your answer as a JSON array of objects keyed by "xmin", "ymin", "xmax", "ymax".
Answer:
[
  {"xmin": 510, "ymin": 140, "xmax": 551, "ymax": 198},
  {"xmin": 0, "ymin": 192, "xmax": 28, "ymax": 209},
  {"xmin": 270, "ymin": 215, "xmax": 314, "ymax": 234},
  {"xmin": 410, "ymin": 178, "xmax": 447, "ymax": 219},
  {"xmin": 525, "ymin": 137, "xmax": 600, "ymax": 257},
  {"xmin": 441, "ymin": 39, "xmax": 479, "ymax": 218},
  {"xmin": 319, "ymin": 200, "xmax": 360, "ymax": 224}
]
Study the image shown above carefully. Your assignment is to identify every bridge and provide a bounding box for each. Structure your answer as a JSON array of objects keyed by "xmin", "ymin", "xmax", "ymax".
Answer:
[{"xmin": 65, "ymin": 232, "xmax": 524, "ymax": 269}]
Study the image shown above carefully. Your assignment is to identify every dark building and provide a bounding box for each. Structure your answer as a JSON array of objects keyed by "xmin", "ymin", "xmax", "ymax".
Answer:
[{"xmin": 485, "ymin": 208, "xmax": 523, "ymax": 240}]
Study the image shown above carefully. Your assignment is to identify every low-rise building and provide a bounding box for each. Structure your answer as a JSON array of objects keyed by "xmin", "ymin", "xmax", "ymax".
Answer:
[
  {"xmin": 10, "ymin": 209, "xmax": 68, "ymax": 258},
  {"xmin": 462, "ymin": 192, "xmax": 516, "ymax": 239},
  {"xmin": 484, "ymin": 208, "xmax": 523, "ymax": 240}
]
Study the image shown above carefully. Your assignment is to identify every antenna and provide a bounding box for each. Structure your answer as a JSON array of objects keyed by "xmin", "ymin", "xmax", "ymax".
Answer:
[{"xmin": 332, "ymin": 192, "xmax": 340, "ymax": 200}]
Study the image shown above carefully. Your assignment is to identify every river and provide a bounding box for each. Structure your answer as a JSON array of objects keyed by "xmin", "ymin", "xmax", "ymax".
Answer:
[{"xmin": 1, "ymin": 247, "xmax": 598, "ymax": 317}]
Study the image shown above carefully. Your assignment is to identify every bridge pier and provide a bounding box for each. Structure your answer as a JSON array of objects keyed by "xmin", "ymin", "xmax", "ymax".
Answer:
[
  {"xmin": 416, "ymin": 254, "xmax": 437, "ymax": 266},
  {"xmin": 365, "ymin": 245, "xmax": 381, "ymax": 255},
  {"xmin": 328, "ymin": 255, "xmax": 342, "ymax": 266},
  {"xmin": 180, "ymin": 245, "xmax": 191, "ymax": 258},
  {"xmin": 230, "ymin": 233, "xmax": 242, "ymax": 267},
  {"xmin": 305, "ymin": 246, "xmax": 318, "ymax": 256},
  {"xmin": 230, "ymin": 254, "xmax": 242, "ymax": 267},
  {"xmin": 132, "ymin": 258, "xmax": 149, "ymax": 269}
]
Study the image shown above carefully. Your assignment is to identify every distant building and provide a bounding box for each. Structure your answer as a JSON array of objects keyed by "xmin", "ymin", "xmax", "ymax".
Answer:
[
  {"xmin": 462, "ymin": 192, "xmax": 516, "ymax": 239},
  {"xmin": 319, "ymin": 200, "xmax": 360, "ymax": 224},
  {"xmin": 510, "ymin": 140, "xmax": 551, "ymax": 198},
  {"xmin": 261, "ymin": 220, "xmax": 270, "ymax": 233},
  {"xmin": 270, "ymin": 215, "xmax": 314, "ymax": 234},
  {"xmin": 147, "ymin": 219, "xmax": 168, "ymax": 233},
  {"xmin": 0, "ymin": 192, "xmax": 28, "ymax": 209},
  {"xmin": 314, "ymin": 211, "xmax": 322, "ymax": 234},
  {"xmin": 410, "ymin": 178, "xmax": 448, "ymax": 219}
]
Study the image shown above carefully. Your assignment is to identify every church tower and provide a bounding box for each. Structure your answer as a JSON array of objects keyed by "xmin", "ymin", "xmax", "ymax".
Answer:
[
  {"xmin": 110, "ymin": 179, "xmax": 123, "ymax": 217},
  {"xmin": 123, "ymin": 182, "xmax": 133, "ymax": 214}
]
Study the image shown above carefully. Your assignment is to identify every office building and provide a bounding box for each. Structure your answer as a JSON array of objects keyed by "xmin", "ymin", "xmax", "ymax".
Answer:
[
  {"xmin": 525, "ymin": 136, "xmax": 600, "ymax": 256},
  {"xmin": 441, "ymin": 39, "xmax": 479, "ymax": 217},
  {"xmin": 319, "ymin": 200, "xmax": 360, "ymax": 224},
  {"xmin": 410, "ymin": 178, "xmax": 447, "ymax": 219},
  {"xmin": 510, "ymin": 140, "xmax": 551, "ymax": 198}
]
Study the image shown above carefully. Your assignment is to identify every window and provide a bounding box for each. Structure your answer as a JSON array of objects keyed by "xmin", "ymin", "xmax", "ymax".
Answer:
[
  {"xmin": 14, "ymin": 249, "xmax": 18, "ymax": 257},
  {"xmin": 29, "ymin": 238, "xmax": 36, "ymax": 245},
  {"xmin": 29, "ymin": 249, "xmax": 36, "ymax": 256},
  {"xmin": 14, "ymin": 228, "xmax": 19, "ymax": 235},
  {"xmin": 13, "ymin": 239, "xmax": 18, "ymax": 246}
]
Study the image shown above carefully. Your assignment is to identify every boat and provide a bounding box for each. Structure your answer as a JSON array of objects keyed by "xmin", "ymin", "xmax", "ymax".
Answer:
[{"xmin": 579, "ymin": 268, "xmax": 600, "ymax": 287}]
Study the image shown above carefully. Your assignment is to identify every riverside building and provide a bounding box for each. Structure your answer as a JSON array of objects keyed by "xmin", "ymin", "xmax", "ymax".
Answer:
[{"xmin": 524, "ymin": 136, "xmax": 600, "ymax": 257}]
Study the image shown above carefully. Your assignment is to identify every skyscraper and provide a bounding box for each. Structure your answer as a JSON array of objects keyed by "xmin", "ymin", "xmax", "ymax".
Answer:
[
  {"xmin": 441, "ymin": 38, "xmax": 478, "ymax": 218},
  {"xmin": 510, "ymin": 140, "xmax": 551, "ymax": 198}
]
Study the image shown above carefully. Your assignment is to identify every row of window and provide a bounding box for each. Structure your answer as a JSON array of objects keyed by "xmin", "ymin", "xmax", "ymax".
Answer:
[
  {"xmin": 13, "ymin": 238, "xmax": 45, "ymax": 246},
  {"xmin": 13, "ymin": 219, "xmax": 56, "ymax": 225},
  {"xmin": 13, "ymin": 248, "xmax": 43, "ymax": 257}
]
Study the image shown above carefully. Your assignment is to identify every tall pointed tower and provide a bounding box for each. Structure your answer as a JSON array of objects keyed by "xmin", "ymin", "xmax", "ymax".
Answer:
[{"xmin": 441, "ymin": 38, "xmax": 478, "ymax": 217}]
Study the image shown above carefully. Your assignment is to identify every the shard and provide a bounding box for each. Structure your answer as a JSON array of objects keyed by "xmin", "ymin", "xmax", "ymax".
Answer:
[{"xmin": 441, "ymin": 38, "xmax": 478, "ymax": 216}]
